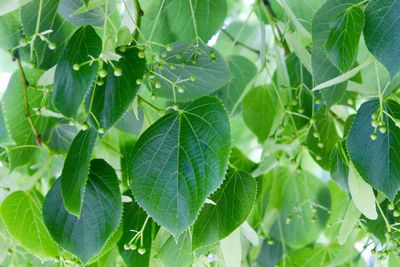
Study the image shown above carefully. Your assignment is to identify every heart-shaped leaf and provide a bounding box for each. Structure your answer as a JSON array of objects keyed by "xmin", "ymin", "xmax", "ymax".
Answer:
[{"xmin": 129, "ymin": 96, "xmax": 231, "ymax": 237}]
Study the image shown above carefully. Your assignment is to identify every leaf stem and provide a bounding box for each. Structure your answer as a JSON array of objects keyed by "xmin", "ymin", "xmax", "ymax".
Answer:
[
  {"xmin": 133, "ymin": 0, "xmax": 143, "ymax": 42},
  {"xmin": 221, "ymin": 29, "xmax": 260, "ymax": 55},
  {"xmin": 16, "ymin": 56, "xmax": 41, "ymax": 146}
]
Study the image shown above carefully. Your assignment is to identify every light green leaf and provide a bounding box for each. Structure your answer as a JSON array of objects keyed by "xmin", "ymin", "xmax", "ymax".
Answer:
[
  {"xmin": 325, "ymin": 6, "xmax": 365, "ymax": 72},
  {"xmin": 364, "ymin": 0, "xmax": 400, "ymax": 77},
  {"xmin": 312, "ymin": 0, "xmax": 360, "ymax": 105},
  {"xmin": 348, "ymin": 162, "xmax": 377, "ymax": 220},
  {"xmin": 0, "ymin": 0, "xmax": 31, "ymax": 16},
  {"xmin": 215, "ymin": 55, "xmax": 257, "ymax": 114},
  {"xmin": 306, "ymin": 107, "xmax": 340, "ymax": 170},
  {"xmin": 242, "ymin": 85, "xmax": 283, "ymax": 143},
  {"xmin": 89, "ymin": 47, "xmax": 146, "ymax": 130},
  {"xmin": 157, "ymin": 231, "xmax": 193, "ymax": 267},
  {"xmin": 150, "ymin": 41, "xmax": 231, "ymax": 102},
  {"xmin": 263, "ymin": 167, "xmax": 331, "ymax": 248},
  {"xmin": 2, "ymin": 69, "xmax": 53, "ymax": 169},
  {"xmin": 130, "ymin": 96, "xmax": 231, "ymax": 237},
  {"xmin": 0, "ymin": 191, "xmax": 60, "ymax": 260},
  {"xmin": 220, "ymin": 228, "xmax": 241, "ymax": 267},
  {"xmin": 60, "ymin": 128, "xmax": 97, "ymax": 216},
  {"xmin": 192, "ymin": 168, "xmax": 257, "ymax": 249},
  {"xmin": 347, "ymin": 100, "xmax": 400, "ymax": 200},
  {"xmin": 52, "ymin": 26, "xmax": 102, "ymax": 118},
  {"xmin": 338, "ymin": 201, "xmax": 360, "ymax": 245},
  {"xmin": 140, "ymin": 0, "xmax": 227, "ymax": 44},
  {"xmin": 43, "ymin": 159, "xmax": 122, "ymax": 263},
  {"xmin": 0, "ymin": 11, "xmax": 22, "ymax": 51}
]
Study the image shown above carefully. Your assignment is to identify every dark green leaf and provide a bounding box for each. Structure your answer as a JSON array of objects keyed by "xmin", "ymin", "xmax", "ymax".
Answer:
[
  {"xmin": 215, "ymin": 55, "xmax": 257, "ymax": 113},
  {"xmin": 192, "ymin": 168, "xmax": 256, "ymax": 249},
  {"xmin": 312, "ymin": 0, "xmax": 359, "ymax": 105},
  {"xmin": 60, "ymin": 128, "xmax": 97, "ymax": 216},
  {"xmin": 347, "ymin": 100, "xmax": 400, "ymax": 200},
  {"xmin": 229, "ymin": 147, "xmax": 258, "ymax": 173},
  {"xmin": 117, "ymin": 193, "xmax": 159, "ymax": 267},
  {"xmin": 364, "ymin": 0, "xmax": 400, "ymax": 77},
  {"xmin": 150, "ymin": 41, "xmax": 231, "ymax": 102},
  {"xmin": 0, "ymin": 191, "xmax": 60, "ymax": 260},
  {"xmin": 242, "ymin": 85, "xmax": 283, "ymax": 142},
  {"xmin": 140, "ymin": 0, "xmax": 227, "ymax": 44},
  {"xmin": 329, "ymin": 142, "xmax": 349, "ymax": 191},
  {"xmin": 52, "ymin": 26, "xmax": 102, "ymax": 118},
  {"xmin": 43, "ymin": 159, "xmax": 122, "ymax": 263},
  {"xmin": 130, "ymin": 96, "xmax": 231, "ymax": 237},
  {"xmin": 89, "ymin": 47, "xmax": 146, "ymax": 129},
  {"xmin": 115, "ymin": 109, "xmax": 143, "ymax": 135},
  {"xmin": 325, "ymin": 6, "xmax": 364, "ymax": 72},
  {"xmin": 45, "ymin": 123, "xmax": 78, "ymax": 153},
  {"xmin": 307, "ymin": 107, "xmax": 340, "ymax": 170}
]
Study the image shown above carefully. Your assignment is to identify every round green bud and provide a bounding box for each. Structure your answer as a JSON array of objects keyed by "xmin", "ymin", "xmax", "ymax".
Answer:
[
  {"xmin": 73, "ymin": 64, "xmax": 80, "ymax": 71},
  {"xmin": 97, "ymin": 79, "xmax": 104, "ymax": 86},
  {"xmin": 388, "ymin": 203, "xmax": 395, "ymax": 210},
  {"xmin": 138, "ymin": 51, "xmax": 146, "ymax": 58},
  {"xmin": 177, "ymin": 87, "xmax": 184, "ymax": 93},
  {"xmin": 371, "ymin": 120, "xmax": 379, "ymax": 128},
  {"xmin": 190, "ymin": 74, "xmax": 196, "ymax": 82},
  {"xmin": 317, "ymin": 142, "xmax": 324, "ymax": 148},
  {"xmin": 155, "ymin": 81, "xmax": 161, "ymax": 89},
  {"xmin": 48, "ymin": 42, "xmax": 57, "ymax": 50},
  {"xmin": 20, "ymin": 37, "xmax": 29, "ymax": 46},
  {"xmin": 370, "ymin": 133, "xmax": 378, "ymax": 141},
  {"xmin": 138, "ymin": 248, "xmax": 146, "ymax": 255},
  {"xmin": 99, "ymin": 69, "xmax": 107, "ymax": 78},
  {"xmin": 166, "ymin": 43, "xmax": 173, "ymax": 52},
  {"xmin": 129, "ymin": 243, "xmax": 137, "ymax": 250},
  {"xmin": 176, "ymin": 52, "xmax": 183, "ymax": 59},
  {"xmin": 123, "ymin": 244, "xmax": 130, "ymax": 250},
  {"xmin": 298, "ymin": 108, "xmax": 304, "ymax": 114},
  {"xmin": 98, "ymin": 128, "xmax": 105, "ymax": 134},
  {"xmin": 114, "ymin": 67, "xmax": 122, "ymax": 77},
  {"xmin": 136, "ymin": 79, "xmax": 143, "ymax": 85},
  {"xmin": 379, "ymin": 126, "xmax": 387, "ymax": 134},
  {"xmin": 81, "ymin": 123, "xmax": 89, "ymax": 131}
]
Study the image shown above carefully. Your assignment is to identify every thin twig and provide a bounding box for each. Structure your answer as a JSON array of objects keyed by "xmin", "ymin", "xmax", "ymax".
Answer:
[
  {"xmin": 15, "ymin": 56, "xmax": 42, "ymax": 146},
  {"xmin": 221, "ymin": 29, "xmax": 260, "ymax": 55}
]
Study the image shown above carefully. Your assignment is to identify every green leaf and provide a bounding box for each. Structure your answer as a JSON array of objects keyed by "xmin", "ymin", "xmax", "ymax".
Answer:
[
  {"xmin": 329, "ymin": 142, "xmax": 349, "ymax": 191},
  {"xmin": 312, "ymin": 0, "xmax": 360, "ymax": 106},
  {"xmin": 58, "ymin": 0, "xmax": 113, "ymax": 27},
  {"xmin": 0, "ymin": 0, "xmax": 32, "ymax": 16},
  {"xmin": 192, "ymin": 168, "xmax": 257, "ymax": 249},
  {"xmin": 45, "ymin": 123, "xmax": 78, "ymax": 153},
  {"xmin": 325, "ymin": 6, "xmax": 364, "ymax": 72},
  {"xmin": 215, "ymin": 55, "xmax": 257, "ymax": 114},
  {"xmin": 89, "ymin": 47, "xmax": 146, "ymax": 129},
  {"xmin": 242, "ymin": 85, "xmax": 284, "ymax": 143},
  {"xmin": 306, "ymin": 107, "xmax": 340, "ymax": 170},
  {"xmin": 150, "ymin": 41, "xmax": 231, "ymax": 102},
  {"xmin": 21, "ymin": 0, "xmax": 61, "ymax": 68},
  {"xmin": 338, "ymin": 201, "xmax": 360, "ymax": 245},
  {"xmin": 220, "ymin": 229, "xmax": 241, "ymax": 267},
  {"xmin": 130, "ymin": 96, "xmax": 231, "ymax": 237},
  {"xmin": 0, "ymin": 104, "xmax": 12, "ymax": 145},
  {"xmin": 43, "ymin": 159, "xmax": 122, "ymax": 263},
  {"xmin": 140, "ymin": 0, "xmax": 227, "ymax": 44},
  {"xmin": 60, "ymin": 128, "xmax": 97, "ymax": 216},
  {"xmin": 2, "ymin": 69, "xmax": 53, "ymax": 169},
  {"xmin": 0, "ymin": 11, "xmax": 22, "ymax": 51},
  {"xmin": 0, "ymin": 191, "xmax": 60, "ymax": 260},
  {"xmin": 117, "ymin": 194, "xmax": 159, "ymax": 267},
  {"xmin": 263, "ymin": 167, "xmax": 331, "ymax": 248},
  {"xmin": 52, "ymin": 26, "xmax": 102, "ymax": 118},
  {"xmin": 156, "ymin": 231, "xmax": 193, "ymax": 267},
  {"xmin": 229, "ymin": 147, "xmax": 258, "ymax": 173},
  {"xmin": 364, "ymin": 0, "xmax": 400, "ymax": 77},
  {"xmin": 348, "ymin": 163, "xmax": 377, "ymax": 220},
  {"xmin": 347, "ymin": 100, "xmax": 400, "ymax": 200}
]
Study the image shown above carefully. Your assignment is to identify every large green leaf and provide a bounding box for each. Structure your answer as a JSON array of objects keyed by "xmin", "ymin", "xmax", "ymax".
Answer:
[
  {"xmin": 45, "ymin": 123, "xmax": 78, "ymax": 153},
  {"xmin": 307, "ymin": 107, "xmax": 340, "ymax": 170},
  {"xmin": 117, "ymin": 194, "xmax": 159, "ymax": 267},
  {"xmin": 150, "ymin": 41, "xmax": 231, "ymax": 102},
  {"xmin": 242, "ymin": 85, "xmax": 283, "ymax": 143},
  {"xmin": 0, "ymin": 191, "xmax": 60, "ymax": 260},
  {"xmin": 43, "ymin": 159, "xmax": 122, "ymax": 263},
  {"xmin": 140, "ymin": 0, "xmax": 227, "ymax": 44},
  {"xmin": 154, "ymin": 230, "xmax": 193, "ymax": 267},
  {"xmin": 192, "ymin": 168, "xmax": 256, "ymax": 249},
  {"xmin": 263, "ymin": 167, "xmax": 331, "ymax": 248},
  {"xmin": 129, "ymin": 96, "xmax": 231, "ymax": 237},
  {"xmin": 215, "ymin": 55, "xmax": 257, "ymax": 114},
  {"xmin": 325, "ymin": 5, "xmax": 364, "ymax": 72},
  {"xmin": 89, "ymin": 47, "xmax": 146, "ymax": 130},
  {"xmin": 60, "ymin": 128, "xmax": 97, "ymax": 216},
  {"xmin": 52, "ymin": 26, "xmax": 102, "ymax": 118},
  {"xmin": 347, "ymin": 100, "xmax": 400, "ymax": 200},
  {"xmin": 364, "ymin": 0, "xmax": 400, "ymax": 77},
  {"xmin": 312, "ymin": 0, "xmax": 359, "ymax": 106},
  {"xmin": 1, "ymin": 69, "xmax": 53, "ymax": 169},
  {"xmin": 0, "ymin": 11, "xmax": 22, "ymax": 51}
]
